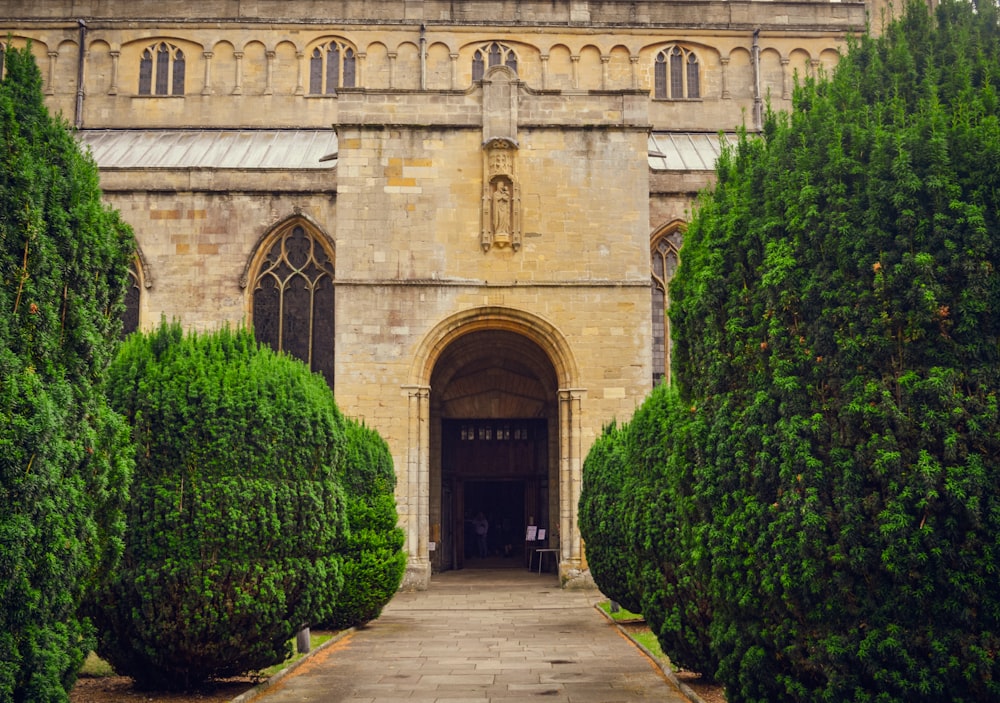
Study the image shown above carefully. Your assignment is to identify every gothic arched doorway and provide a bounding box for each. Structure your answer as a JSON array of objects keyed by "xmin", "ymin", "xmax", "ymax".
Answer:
[
  {"xmin": 430, "ymin": 329, "xmax": 558, "ymax": 572},
  {"xmin": 403, "ymin": 306, "xmax": 585, "ymax": 589}
]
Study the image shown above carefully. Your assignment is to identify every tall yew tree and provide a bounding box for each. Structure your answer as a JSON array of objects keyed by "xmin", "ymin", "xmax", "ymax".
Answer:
[
  {"xmin": 0, "ymin": 45, "xmax": 135, "ymax": 702},
  {"xmin": 669, "ymin": 1, "xmax": 1000, "ymax": 700}
]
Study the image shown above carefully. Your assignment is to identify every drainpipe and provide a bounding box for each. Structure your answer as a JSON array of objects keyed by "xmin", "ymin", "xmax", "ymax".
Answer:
[
  {"xmin": 419, "ymin": 23, "xmax": 427, "ymax": 90},
  {"xmin": 75, "ymin": 19, "xmax": 86, "ymax": 128},
  {"xmin": 752, "ymin": 28, "xmax": 762, "ymax": 131}
]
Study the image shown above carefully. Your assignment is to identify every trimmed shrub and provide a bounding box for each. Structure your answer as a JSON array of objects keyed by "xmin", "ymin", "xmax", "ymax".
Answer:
[
  {"xmin": 88, "ymin": 322, "xmax": 348, "ymax": 690},
  {"xmin": 579, "ymin": 420, "xmax": 643, "ymax": 613},
  {"xmin": 669, "ymin": 1, "xmax": 1000, "ymax": 700},
  {"xmin": 0, "ymin": 45, "xmax": 135, "ymax": 703},
  {"xmin": 319, "ymin": 419, "xmax": 406, "ymax": 629},
  {"xmin": 632, "ymin": 384, "xmax": 717, "ymax": 679}
]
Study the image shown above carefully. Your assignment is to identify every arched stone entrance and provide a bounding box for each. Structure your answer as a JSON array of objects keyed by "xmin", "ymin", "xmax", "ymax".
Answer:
[{"xmin": 403, "ymin": 307, "xmax": 586, "ymax": 589}]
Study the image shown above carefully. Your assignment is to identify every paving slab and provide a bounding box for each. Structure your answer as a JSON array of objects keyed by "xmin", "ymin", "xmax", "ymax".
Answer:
[{"xmin": 254, "ymin": 568, "xmax": 689, "ymax": 703}]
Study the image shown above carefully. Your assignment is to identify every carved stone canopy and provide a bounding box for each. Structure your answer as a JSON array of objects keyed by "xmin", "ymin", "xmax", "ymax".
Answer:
[{"xmin": 482, "ymin": 138, "xmax": 520, "ymax": 252}]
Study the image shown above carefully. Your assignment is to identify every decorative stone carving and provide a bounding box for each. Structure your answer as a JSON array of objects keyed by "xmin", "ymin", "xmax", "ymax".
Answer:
[{"xmin": 482, "ymin": 138, "xmax": 520, "ymax": 252}]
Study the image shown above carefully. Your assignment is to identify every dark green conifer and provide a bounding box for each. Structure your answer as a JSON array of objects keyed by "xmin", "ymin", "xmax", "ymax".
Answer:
[
  {"xmin": 670, "ymin": 1, "xmax": 1000, "ymax": 699},
  {"xmin": 318, "ymin": 419, "xmax": 406, "ymax": 630},
  {"xmin": 89, "ymin": 322, "xmax": 348, "ymax": 690},
  {"xmin": 0, "ymin": 44, "xmax": 135, "ymax": 703}
]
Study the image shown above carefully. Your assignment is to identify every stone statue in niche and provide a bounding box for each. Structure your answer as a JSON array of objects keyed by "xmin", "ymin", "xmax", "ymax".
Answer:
[
  {"xmin": 491, "ymin": 178, "xmax": 512, "ymax": 246},
  {"xmin": 481, "ymin": 138, "xmax": 520, "ymax": 252}
]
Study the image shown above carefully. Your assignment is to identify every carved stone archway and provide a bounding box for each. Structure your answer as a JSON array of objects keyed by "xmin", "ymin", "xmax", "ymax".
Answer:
[{"xmin": 403, "ymin": 307, "xmax": 585, "ymax": 589}]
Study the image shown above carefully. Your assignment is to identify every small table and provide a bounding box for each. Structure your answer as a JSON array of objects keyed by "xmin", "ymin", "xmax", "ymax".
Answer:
[{"xmin": 530, "ymin": 548, "xmax": 559, "ymax": 574}]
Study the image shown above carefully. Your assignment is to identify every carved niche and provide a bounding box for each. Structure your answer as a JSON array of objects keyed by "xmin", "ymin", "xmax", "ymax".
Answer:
[{"xmin": 481, "ymin": 138, "xmax": 521, "ymax": 252}]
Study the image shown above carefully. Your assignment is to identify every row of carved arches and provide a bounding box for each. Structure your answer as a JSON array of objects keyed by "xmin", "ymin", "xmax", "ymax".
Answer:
[
  {"xmin": 123, "ymin": 216, "xmax": 686, "ymax": 391},
  {"xmin": 7, "ymin": 33, "xmax": 840, "ymax": 100}
]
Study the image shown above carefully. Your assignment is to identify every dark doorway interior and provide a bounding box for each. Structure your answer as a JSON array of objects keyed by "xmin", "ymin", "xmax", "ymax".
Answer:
[
  {"xmin": 463, "ymin": 480, "xmax": 525, "ymax": 567},
  {"xmin": 441, "ymin": 418, "xmax": 549, "ymax": 571}
]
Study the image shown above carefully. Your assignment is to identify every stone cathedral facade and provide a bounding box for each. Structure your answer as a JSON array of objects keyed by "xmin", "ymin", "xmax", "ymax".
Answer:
[{"xmin": 1, "ymin": 0, "xmax": 868, "ymax": 588}]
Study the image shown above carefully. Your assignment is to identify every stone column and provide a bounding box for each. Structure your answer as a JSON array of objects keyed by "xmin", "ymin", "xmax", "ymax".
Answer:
[
  {"xmin": 570, "ymin": 54, "xmax": 580, "ymax": 89},
  {"xmin": 357, "ymin": 52, "xmax": 367, "ymax": 87},
  {"xmin": 540, "ymin": 54, "xmax": 549, "ymax": 90},
  {"xmin": 202, "ymin": 51, "xmax": 213, "ymax": 95},
  {"xmin": 295, "ymin": 50, "xmax": 304, "ymax": 95},
  {"xmin": 630, "ymin": 55, "xmax": 639, "ymax": 89},
  {"xmin": 449, "ymin": 52, "xmax": 459, "ymax": 89},
  {"xmin": 232, "ymin": 50, "xmax": 243, "ymax": 94},
  {"xmin": 558, "ymin": 389, "xmax": 584, "ymax": 568},
  {"xmin": 388, "ymin": 51, "xmax": 398, "ymax": 89},
  {"xmin": 600, "ymin": 54, "xmax": 609, "ymax": 90},
  {"xmin": 265, "ymin": 50, "xmax": 275, "ymax": 95},
  {"xmin": 402, "ymin": 384, "xmax": 431, "ymax": 590},
  {"xmin": 720, "ymin": 56, "xmax": 730, "ymax": 100},
  {"xmin": 109, "ymin": 50, "xmax": 119, "ymax": 95},
  {"xmin": 46, "ymin": 51, "xmax": 57, "ymax": 95},
  {"xmin": 781, "ymin": 57, "xmax": 790, "ymax": 99}
]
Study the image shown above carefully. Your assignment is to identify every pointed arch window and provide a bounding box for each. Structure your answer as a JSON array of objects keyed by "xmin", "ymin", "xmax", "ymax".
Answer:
[
  {"xmin": 251, "ymin": 223, "xmax": 336, "ymax": 387},
  {"xmin": 654, "ymin": 46, "xmax": 699, "ymax": 100},
  {"xmin": 472, "ymin": 41, "xmax": 518, "ymax": 82},
  {"xmin": 309, "ymin": 40, "xmax": 357, "ymax": 94},
  {"xmin": 138, "ymin": 42, "xmax": 185, "ymax": 95},
  {"xmin": 651, "ymin": 227, "xmax": 682, "ymax": 387},
  {"xmin": 122, "ymin": 264, "xmax": 141, "ymax": 337}
]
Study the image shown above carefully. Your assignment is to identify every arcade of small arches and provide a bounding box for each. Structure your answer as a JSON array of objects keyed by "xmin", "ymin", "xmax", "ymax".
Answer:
[{"xmin": 3, "ymin": 32, "xmax": 841, "ymax": 103}]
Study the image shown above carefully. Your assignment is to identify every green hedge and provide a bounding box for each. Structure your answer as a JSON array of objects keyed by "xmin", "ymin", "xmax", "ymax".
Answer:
[
  {"xmin": 318, "ymin": 419, "xmax": 406, "ymax": 629},
  {"xmin": 88, "ymin": 323, "xmax": 348, "ymax": 690},
  {"xmin": 579, "ymin": 420, "xmax": 642, "ymax": 613},
  {"xmin": 632, "ymin": 384, "xmax": 716, "ymax": 679},
  {"xmin": 0, "ymin": 45, "xmax": 135, "ymax": 703},
  {"xmin": 668, "ymin": 1, "xmax": 1000, "ymax": 699}
]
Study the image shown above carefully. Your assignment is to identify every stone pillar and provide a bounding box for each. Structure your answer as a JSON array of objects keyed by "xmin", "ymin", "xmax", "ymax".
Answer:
[
  {"xmin": 109, "ymin": 50, "xmax": 119, "ymax": 95},
  {"xmin": 295, "ymin": 50, "xmax": 304, "ymax": 95},
  {"xmin": 558, "ymin": 388, "xmax": 589, "ymax": 587},
  {"xmin": 46, "ymin": 51, "xmax": 57, "ymax": 95},
  {"xmin": 232, "ymin": 50, "xmax": 243, "ymax": 94},
  {"xmin": 402, "ymin": 384, "xmax": 431, "ymax": 590},
  {"xmin": 540, "ymin": 54, "xmax": 549, "ymax": 90},
  {"xmin": 388, "ymin": 51, "xmax": 398, "ymax": 89},
  {"xmin": 357, "ymin": 52, "xmax": 367, "ymax": 87},
  {"xmin": 600, "ymin": 54, "xmax": 609, "ymax": 90},
  {"xmin": 265, "ymin": 50, "xmax": 275, "ymax": 95},
  {"xmin": 449, "ymin": 52, "xmax": 459, "ymax": 89},
  {"xmin": 202, "ymin": 51, "xmax": 213, "ymax": 95},
  {"xmin": 720, "ymin": 56, "xmax": 730, "ymax": 100},
  {"xmin": 630, "ymin": 55, "xmax": 639, "ymax": 90},
  {"xmin": 781, "ymin": 57, "xmax": 790, "ymax": 99},
  {"xmin": 570, "ymin": 54, "xmax": 580, "ymax": 89}
]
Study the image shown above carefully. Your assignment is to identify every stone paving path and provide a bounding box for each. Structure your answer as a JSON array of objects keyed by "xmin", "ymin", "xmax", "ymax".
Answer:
[{"xmin": 256, "ymin": 567, "xmax": 690, "ymax": 703}]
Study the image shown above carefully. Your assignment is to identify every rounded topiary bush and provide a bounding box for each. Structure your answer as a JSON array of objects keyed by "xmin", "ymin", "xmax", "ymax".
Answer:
[
  {"xmin": 318, "ymin": 419, "xmax": 406, "ymax": 629},
  {"xmin": 579, "ymin": 420, "xmax": 643, "ymax": 613},
  {"xmin": 87, "ymin": 322, "xmax": 348, "ymax": 690}
]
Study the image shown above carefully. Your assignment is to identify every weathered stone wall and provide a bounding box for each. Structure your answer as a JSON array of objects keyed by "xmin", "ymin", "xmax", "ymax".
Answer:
[
  {"xmin": 0, "ymin": 0, "xmax": 869, "ymax": 586},
  {"xmin": 0, "ymin": 0, "xmax": 859, "ymax": 131}
]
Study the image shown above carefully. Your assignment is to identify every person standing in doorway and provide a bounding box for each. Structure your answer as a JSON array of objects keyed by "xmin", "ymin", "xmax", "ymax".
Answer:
[{"xmin": 473, "ymin": 512, "xmax": 489, "ymax": 558}]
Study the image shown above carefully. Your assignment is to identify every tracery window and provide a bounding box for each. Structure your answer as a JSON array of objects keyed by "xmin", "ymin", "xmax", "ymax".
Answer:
[
  {"xmin": 654, "ymin": 46, "xmax": 700, "ymax": 100},
  {"xmin": 309, "ymin": 40, "xmax": 356, "ymax": 94},
  {"xmin": 651, "ymin": 227, "xmax": 682, "ymax": 387},
  {"xmin": 251, "ymin": 223, "xmax": 336, "ymax": 387},
  {"xmin": 122, "ymin": 263, "xmax": 141, "ymax": 337},
  {"xmin": 472, "ymin": 42, "xmax": 518, "ymax": 82},
  {"xmin": 138, "ymin": 42, "xmax": 185, "ymax": 95}
]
